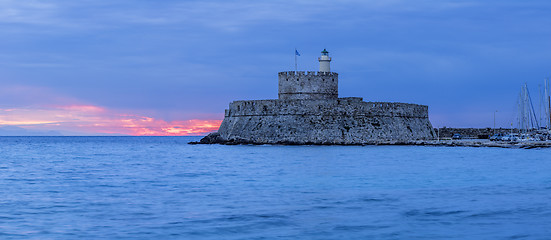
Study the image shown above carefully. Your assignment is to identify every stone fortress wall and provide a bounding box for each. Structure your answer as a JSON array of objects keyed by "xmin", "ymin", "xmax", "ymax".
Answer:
[
  {"xmin": 224, "ymin": 98, "xmax": 427, "ymax": 118},
  {"xmin": 217, "ymin": 97, "xmax": 435, "ymax": 144},
  {"xmin": 278, "ymin": 71, "xmax": 338, "ymax": 100}
]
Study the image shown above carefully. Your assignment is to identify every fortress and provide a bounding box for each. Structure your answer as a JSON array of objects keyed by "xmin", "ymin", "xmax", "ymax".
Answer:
[{"xmin": 200, "ymin": 49, "xmax": 435, "ymax": 144}]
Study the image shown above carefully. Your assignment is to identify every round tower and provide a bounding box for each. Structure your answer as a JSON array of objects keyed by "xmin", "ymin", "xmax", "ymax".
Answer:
[
  {"xmin": 278, "ymin": 71, "xmax": 338, "ymax": 100},
  {"xmin": 318, "ymin": 49, "xmax": 331, "ymax": 72}
]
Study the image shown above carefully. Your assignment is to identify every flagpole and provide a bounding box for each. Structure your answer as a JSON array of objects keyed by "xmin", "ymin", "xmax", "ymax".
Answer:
[{"xmin": 294, "ymin": 48, "xmax": 297, "ymax": 72}]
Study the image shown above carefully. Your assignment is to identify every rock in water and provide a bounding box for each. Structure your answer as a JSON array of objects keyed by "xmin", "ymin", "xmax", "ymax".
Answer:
[{"xmin": 198, "ymin": 132, "xmax": 220, "ymax": 144}]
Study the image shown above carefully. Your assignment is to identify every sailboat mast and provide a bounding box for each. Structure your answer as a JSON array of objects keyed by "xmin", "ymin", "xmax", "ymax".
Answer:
[
  {"xmin": 522, "ymin": 85, "xmax": 528, "ymax": 131},
  {"xmin": 526, "ymin": 84, "xmax": 540, "ymax": 129},
  {"xmin": 547, "ymin": 78, "xmax": 551, "ymax": 129},
  {"xmin": 539, "ymin": 84, "xmax": 543, "ymax": 126},
  {"xmin": 519, "ymin": 86, "xmax": 525, "ymax": 132}
]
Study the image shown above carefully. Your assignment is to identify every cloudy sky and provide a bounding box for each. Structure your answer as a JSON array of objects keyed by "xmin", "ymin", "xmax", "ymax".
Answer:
[{"xmin": 1, "ymin": 0, "xmax": 551, "ymax": 135}]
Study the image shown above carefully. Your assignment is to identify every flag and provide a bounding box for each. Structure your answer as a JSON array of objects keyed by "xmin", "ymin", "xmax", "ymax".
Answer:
[{"xmin": 295, "ymin": 49, "xmax": 300, "ymax": 56}]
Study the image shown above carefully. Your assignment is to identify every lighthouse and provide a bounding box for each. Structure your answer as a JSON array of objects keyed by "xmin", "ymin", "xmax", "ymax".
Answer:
[{"xmin": 318, "ymin": 49, "xmax": 331, "ymax": 72}]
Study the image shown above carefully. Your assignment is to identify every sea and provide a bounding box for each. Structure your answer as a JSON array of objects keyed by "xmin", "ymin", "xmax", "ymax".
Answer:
[{"xmin": 1, "ymin": 136, "xmax": 550, "ymax": 239}]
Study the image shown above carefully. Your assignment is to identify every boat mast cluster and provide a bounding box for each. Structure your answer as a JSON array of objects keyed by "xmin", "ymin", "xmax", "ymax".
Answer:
[{"xmin": 516, "ymin": 79, "xmax": 551, "ymax": 132}]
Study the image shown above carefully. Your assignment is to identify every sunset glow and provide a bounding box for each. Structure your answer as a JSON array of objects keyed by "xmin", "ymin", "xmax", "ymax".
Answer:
[{"xmin": 0, "ymin": 105, "xmax": 222, "ymax": 136}]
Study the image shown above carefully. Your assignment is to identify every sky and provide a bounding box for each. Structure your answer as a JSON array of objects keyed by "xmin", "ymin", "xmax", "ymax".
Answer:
[{"xmin": 1, "ymin": 0, "xmax": 551, "ymax": 135}]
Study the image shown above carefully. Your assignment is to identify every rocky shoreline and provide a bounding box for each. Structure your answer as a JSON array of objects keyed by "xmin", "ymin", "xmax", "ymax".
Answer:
[{"xmin": 189, "ymin": 133, "xmax": 551, "ymax": 149}]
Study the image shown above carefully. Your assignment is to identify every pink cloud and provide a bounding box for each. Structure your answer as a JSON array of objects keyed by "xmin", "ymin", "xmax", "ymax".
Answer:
[
  {"xmin": 55, "ymin": 105, "xmax": 105, "ymax": 112},
  {"xmin": 0, "ymin": 105, "xmax": 222, "ymax": 136}
]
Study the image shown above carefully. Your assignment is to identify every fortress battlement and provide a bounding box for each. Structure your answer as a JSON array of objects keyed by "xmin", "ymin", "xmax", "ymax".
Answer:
[
  {"xmin": 278, "ymin": 71, "xmax": 338, "ymax": 77},
  {"xmin": 224, "ymin": 99, "xmax": 428, "ymax": 119}
]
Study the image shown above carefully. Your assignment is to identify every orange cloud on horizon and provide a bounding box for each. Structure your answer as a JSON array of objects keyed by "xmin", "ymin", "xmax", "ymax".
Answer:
[
  {"xmin": 88, "ymin": 115, "xmax": 222, "ymax": 136},
  {"xmin": 0, "ymin": 105, "xmax": 222, "ymax": 136}
]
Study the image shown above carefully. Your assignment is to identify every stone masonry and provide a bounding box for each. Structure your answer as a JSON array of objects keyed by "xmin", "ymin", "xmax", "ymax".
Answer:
[
  {"xmin": 278, "ymin": 71, "xmax": 338, "ymax": 100},
  {"xmin": 215, "ymin": 97, "xmax": 434, "ymax": 144}
]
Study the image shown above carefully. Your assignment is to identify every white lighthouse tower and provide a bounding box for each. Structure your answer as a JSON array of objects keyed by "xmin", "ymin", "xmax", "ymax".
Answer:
[{"xmin": 318, "ymin": 49, "xmax": 331, "ymax": 72}]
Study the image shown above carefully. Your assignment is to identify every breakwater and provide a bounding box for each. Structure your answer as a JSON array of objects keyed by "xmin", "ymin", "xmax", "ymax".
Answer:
[
  {"xmin": 193, "ymin": 137, "xmax": 551, "ymax": 148},
  {"xmin": 435, "ymin": 127, "xmax": 514, "ymax": 139}
]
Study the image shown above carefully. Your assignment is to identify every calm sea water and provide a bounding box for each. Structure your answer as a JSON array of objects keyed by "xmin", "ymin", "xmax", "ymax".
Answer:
[{"xmin": 1, "ymin": 136, "xmax": 550, "ymax": 239}]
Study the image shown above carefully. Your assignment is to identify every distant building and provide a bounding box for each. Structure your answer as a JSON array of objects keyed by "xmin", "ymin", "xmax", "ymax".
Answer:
[{"xmin": 199, "ymin": 49, "xmax": 435, "ymax": 144}]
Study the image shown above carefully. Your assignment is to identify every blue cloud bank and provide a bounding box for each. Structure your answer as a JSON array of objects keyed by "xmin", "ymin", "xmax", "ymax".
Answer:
[{"xmin": 1, "ymin": 0, "xmax": 550, "ymax": 129}]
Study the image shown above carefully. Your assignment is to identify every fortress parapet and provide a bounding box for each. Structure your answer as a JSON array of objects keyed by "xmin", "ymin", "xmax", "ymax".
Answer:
[
  {"xmin": 278, "ymin": 71, "xmax": 338, "ymax": 100},
  {"xmin": 217, "ymin": 99, "xmax": 434, "ymax": 143}
]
